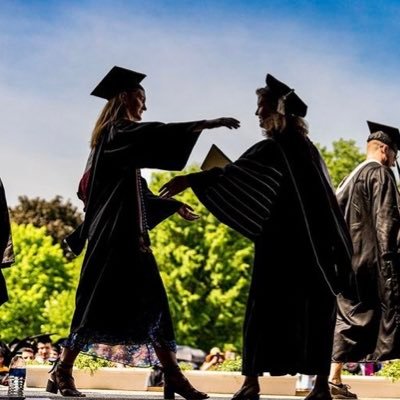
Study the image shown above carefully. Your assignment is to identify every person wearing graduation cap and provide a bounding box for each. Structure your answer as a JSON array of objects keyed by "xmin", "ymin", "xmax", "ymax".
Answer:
[
  {"xmin": 323, "ymin": 121, "xmax": 400, "ymax": 399},
  {"xmin": 50, "ymin": 66, "xmax": 240, "ymax": 398},
  {"xmin": 160, "ymin": 73, "xmax": 353, "ymax": 400},
  {"xmin": 34, "ymin": 333, "xmax": 53, "ymax": 364}
]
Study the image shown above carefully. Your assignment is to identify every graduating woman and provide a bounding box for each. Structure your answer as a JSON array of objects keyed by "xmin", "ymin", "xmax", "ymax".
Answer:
[
  {"xmin": 47, "ymin": 66, "xmax": 239, "ymax": 398},
  {"xmin": 160, "ymin": 74, "xmax": 353, "ymax": 400}
]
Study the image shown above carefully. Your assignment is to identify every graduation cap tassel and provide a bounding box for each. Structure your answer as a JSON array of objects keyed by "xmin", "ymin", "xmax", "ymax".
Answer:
[{"xmin": 276, "ymin": 90, "xmax": 294, "ymax": 115}]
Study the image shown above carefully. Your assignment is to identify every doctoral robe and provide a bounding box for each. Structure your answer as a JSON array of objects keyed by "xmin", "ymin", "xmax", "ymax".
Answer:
[
  {"xmin": 65, "ymin": 119, "xmax": 201, "ymax": 366},
  {"xmin": 187, "ymin": 129, "xmax": 353, "ymax": 375}
]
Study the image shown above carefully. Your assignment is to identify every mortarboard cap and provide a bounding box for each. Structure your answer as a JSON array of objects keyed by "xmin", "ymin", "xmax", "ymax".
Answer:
[
  {"xmin": 3, "ymin": 335, "xmax": 45, "ymax": 365},
  {"xmin": 367, "ymin": 121, "xmax": 400, "ymax": 152},
  {"xmin": 201, "ymin": 144, "xmax": 232, "ymax": 171},
  {"xmin": 9, "ymin": 333, "xmax": 55, "ymax": 352},
  {"xmin": 0, "ymin": 341, "xmax": 10, "ymax": 357},
  {"xmin": 91, "ymin": 66, "xmax": 146, "ymax": 100},
  {"xmin": 33, "ymin": 333, "xmax": 55, "ymax": 344},
  {"xmin": 264, "ymin": 74, "xmax": 307, "ymax": 117},
  {"xmin": 12, "ymin": 338, "xmax": 34, "ymax": 350}
]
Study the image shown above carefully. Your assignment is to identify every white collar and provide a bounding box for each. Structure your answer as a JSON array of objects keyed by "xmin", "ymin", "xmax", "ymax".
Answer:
[{"xmin": 336, "ymin": 159, "xmax": 381, "ymax": 195}]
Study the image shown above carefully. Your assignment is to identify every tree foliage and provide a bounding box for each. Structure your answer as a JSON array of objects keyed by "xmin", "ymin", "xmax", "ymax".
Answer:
[
  {"xmin": 149, "ymin": 167, "xmax": 253, "ymax": 352},
  {"xmin": 0, "ymin": 224, "xmax": 80, "ymax": 342},
  {"xmin": 40, "ymin": 253, "xmax": 83, "ymax": 339},
  {"xmin": 9, "ymin": 195, "xmax": 83, "ymax": 259},
  {"xmin": 317, "ymin": 139, "xmax": 365, "ymax": 188}
]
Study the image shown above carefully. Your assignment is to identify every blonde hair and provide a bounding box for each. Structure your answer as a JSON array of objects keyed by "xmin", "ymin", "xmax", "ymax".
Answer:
[
  {"xmin": 90, "ymin": 93, "xmax": 127, "ymax": 148},
  {"xmin": 90, "ymin": 87, "xmax": 144, "ymax": 148}
]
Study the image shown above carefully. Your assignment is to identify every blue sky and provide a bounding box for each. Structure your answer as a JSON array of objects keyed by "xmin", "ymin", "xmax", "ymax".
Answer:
[{"xmin": 0, "ymin": 0, "xmax": 399, "ymax": 206}]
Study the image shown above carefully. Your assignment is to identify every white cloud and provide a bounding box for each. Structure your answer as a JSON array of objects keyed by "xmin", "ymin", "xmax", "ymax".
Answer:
[{"xmin": 0, "ymin": 2, "xmax": 399, "ymax": 206}]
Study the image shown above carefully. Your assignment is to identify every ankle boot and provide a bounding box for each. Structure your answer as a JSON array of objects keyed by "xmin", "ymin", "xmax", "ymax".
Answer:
[
  {"xmin": 46, "ymin": 360, "xmax": 86, "ymax": 397},
  {"xmin": 163, "ymin": 365, "xmax": 209, "ymax": 400}
]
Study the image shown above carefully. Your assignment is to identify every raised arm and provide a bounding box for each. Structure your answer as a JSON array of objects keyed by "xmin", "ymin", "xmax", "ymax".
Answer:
[
  {"xmin": 105, "ymin": 118, "xmax": 240, "ymax": 171},
  {"xmin": 192, "ymin": 118, "xmax": 240, "ymax": 132}
]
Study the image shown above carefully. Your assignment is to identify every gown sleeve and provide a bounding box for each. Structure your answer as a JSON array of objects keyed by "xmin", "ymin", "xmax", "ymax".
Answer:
[
  {"xmin": 187, "ymin": 139, "xmax": 284, "ymax": 240},
  {"xmin": 104, "ymin": 120, "xmax": 203, "ymax": 170},
  {"xmin": 141, "ymin": 177, "xmax": 183, "ymax": 229}
]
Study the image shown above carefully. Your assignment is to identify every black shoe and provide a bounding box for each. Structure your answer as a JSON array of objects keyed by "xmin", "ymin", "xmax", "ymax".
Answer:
[
  {"xmin": 163, "ymin": 365, "xmax": 209, "ymax": 400},
  {"xmin": 329, "ymin": 382, "xmax": 357, "ymax": 399},
  {"xmin": 46, "ymin": 360, "xmax": 86, "ymax": 397},
  {"xmin": 231, "ymin": 384, "xmax": 260, "ymax": 400}
]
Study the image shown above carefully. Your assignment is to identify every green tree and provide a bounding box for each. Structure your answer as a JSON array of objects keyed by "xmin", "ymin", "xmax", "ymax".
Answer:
[
  {"xmin": 318, "ymin": 139, "xmax": 365, "ymax": 188},
  {"xmin": 9, "ymin": 196, "xmax": 83, "ymax": 259},
  {"xmin": 41, "ymin": 252, "xmax": 84, "ymax": 338},
  {"xmin": 0, "ymin": 224, "xmax": 79, "ymax": 342},
  {"xmin": 149, "ymin": 168, "xmax": 253, "ymax": 352}
]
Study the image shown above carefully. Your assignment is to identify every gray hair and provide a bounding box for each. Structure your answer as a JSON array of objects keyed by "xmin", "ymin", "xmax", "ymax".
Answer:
[{"xmin": 256, "ymin": 87, "xmax": 309, "ymax": 137}]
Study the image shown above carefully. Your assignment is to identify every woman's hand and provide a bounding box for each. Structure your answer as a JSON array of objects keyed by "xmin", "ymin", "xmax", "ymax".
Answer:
[
  {"xmin": 177, "ymin": 204, "xmax": 199, "ymax": 221},
  {"xmin": 196, "ymin": 117, "xmax": 240, "ymax": 132},
  {"xmin": 159, "ymin": 175, "xmax": 190, "ymax": 198}
]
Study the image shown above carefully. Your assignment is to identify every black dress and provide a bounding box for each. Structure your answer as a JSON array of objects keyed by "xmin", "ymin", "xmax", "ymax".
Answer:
[
  {"xmin": 187, "ymin": 129, "xmax": 353, "ymax": 376},
  {"xmin": 65, "ymin": 119, "xmax": 201, "ymax": 366}
]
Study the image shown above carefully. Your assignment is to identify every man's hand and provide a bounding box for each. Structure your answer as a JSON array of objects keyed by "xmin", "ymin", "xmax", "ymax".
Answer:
[
  {"xmin": 177, "ymin": 204, "xmax": 199, "ymax": 221},
  {"xmin": 159, "ymin": 175, "xmax": 190, "ymax": 198}
]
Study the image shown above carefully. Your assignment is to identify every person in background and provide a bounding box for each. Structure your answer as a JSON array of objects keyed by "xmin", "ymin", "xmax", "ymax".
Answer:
[
  {"xmin": 0, "ymin": 177, "xmax": 14, "ymax": 306},
  {"xmin": 200, "ymin": 347, "xmax": 225, "ymax": 371},
  {"xmin": 50, "ymin": 65, "xmax": 240, "ymax": 398},
  {"xmin": 21, "ymin": 347, "xmax": 35, "ymax": 362},
  {"xmin": 160, "ymin": 73, "xmax": 353, "ymax": 400},
  {"xmin": 49, "ymin": 344, "xmax": 61, "ymax": 363},
  {"xmin": 35, "ymin": 334, "xmax": 53, "ymax": 364},
  {"xmin": 326, "ymin": 122, "xmax": 400, "ymax": 399},
  {"xmin": 0, "ymin": 347, "xmax": 9, "ymax": 385}
]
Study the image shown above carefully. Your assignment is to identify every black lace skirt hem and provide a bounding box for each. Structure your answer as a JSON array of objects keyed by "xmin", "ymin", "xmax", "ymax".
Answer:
[{"xmin": 63, "ymin": 331, "xmax": 176, "ymax": 367}]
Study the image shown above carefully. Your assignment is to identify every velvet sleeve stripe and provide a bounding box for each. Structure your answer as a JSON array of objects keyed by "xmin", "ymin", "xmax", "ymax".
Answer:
[
  {"xmin": 193, "ymin": 160, "xmax": 283, "ymax": 240},
  {"xmin": 236, "ymin": 157, "xmax": 282, "ymax": 180},
  {"xmin": 204, "ymin": 192, "xmax": 262, "ymax": 239},
  {"xmin": 210, "ymin": 183, "xmax": 266, "ymax": 223},
  {"xmin": 230, "ymin": 164, "xmax": 281, "ymax": 197},
  {"xmin": 222, "ymin": 175, "xmax": 273, "ymax": 211}
]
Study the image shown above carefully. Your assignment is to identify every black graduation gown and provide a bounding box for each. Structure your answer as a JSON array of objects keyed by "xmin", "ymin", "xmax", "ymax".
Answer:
[
  {"xmin": 0, "ymin": 178, "xmax": 14, "ymax": 306},
  {"xmin": 332, "ymin": 161, "xmax": 400, "ymax": 362},
  {"xmin": 187, "ymin": 130, "xmax": 353, "ymax": 376},
  {"xmin": 65, "ymin": 120, "xmax": 201, "ymax": 366}
]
